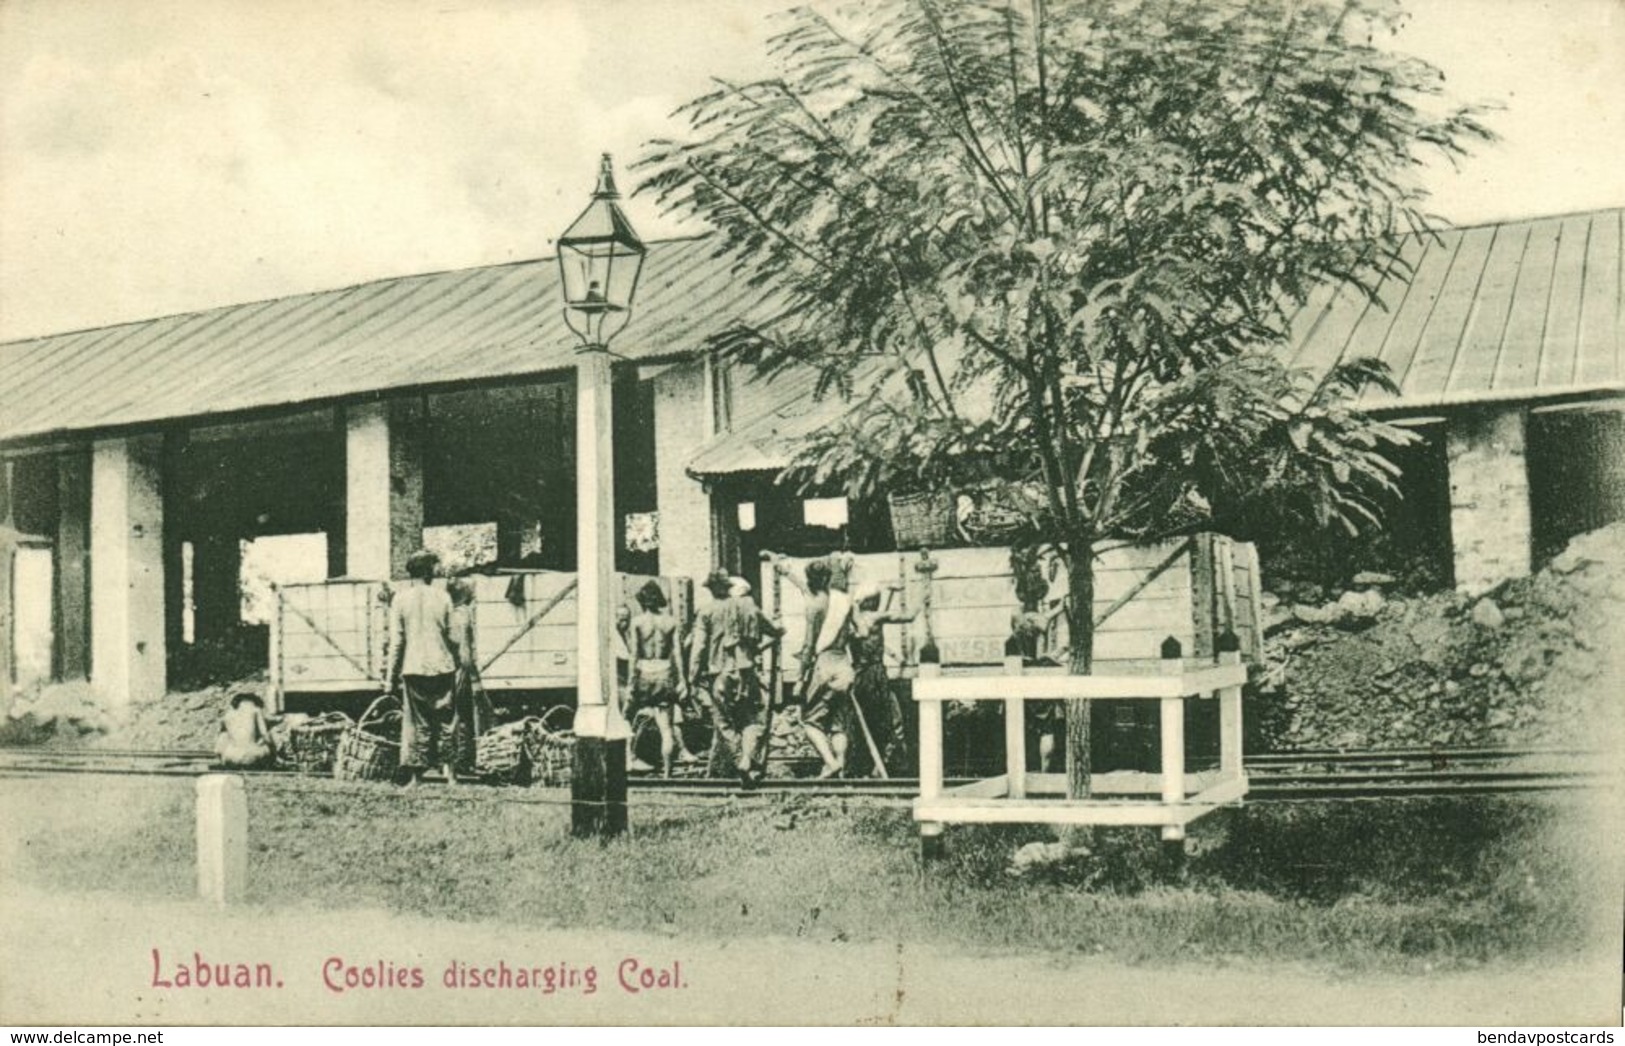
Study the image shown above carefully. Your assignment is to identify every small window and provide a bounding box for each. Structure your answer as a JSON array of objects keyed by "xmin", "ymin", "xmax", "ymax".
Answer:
[
  {"xmin": 181, "ymin": 541, "xmax": 196, "ymax": 645},
  {"xmin": 239, "ymin": 534, "xmax": 328, "ymax": 625},
  {"xmin": 803, "ymin": 497, "xmax": 849, "ymax": 529},
  {"xmin": 422, "ymin": 522, "xmax": 499, "ymax": 574},
  {"xmin": 737, "ymin": 502, "xmax": 757, "ymax": 532},
  {"xmin": 708, "ymin": 353, "xmax": 734, "ymax": 436}
]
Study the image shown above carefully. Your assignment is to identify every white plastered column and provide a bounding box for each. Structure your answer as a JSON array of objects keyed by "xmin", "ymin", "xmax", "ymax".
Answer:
[
  {"xmin": 345, "ymin": 400, "xmax": 424, "ymax": 580},
  {"xmin": 91, "ymin": 435, "xmax": 167, "ymax": 706},
  {"xmin": 652, "ymin": 360, "xmax": 716, "ymax": 583}
]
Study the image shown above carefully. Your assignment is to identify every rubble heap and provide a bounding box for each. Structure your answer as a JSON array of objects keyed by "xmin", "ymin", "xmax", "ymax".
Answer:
[
  {"xmin": 1256, "ymin": 523, "xmax": 1625, "ymax": 752},
  {"xmin": 2, "ymin": 676, "xmax": 257, "ymax": 751}
]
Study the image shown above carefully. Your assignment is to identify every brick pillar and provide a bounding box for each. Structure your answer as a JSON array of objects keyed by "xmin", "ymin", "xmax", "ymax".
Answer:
[
  {"xmin": 1447, "ymin": 407, "xmax": 1532, "ymax": 594},
  {"xmin": 344, "ymin": 400, "xmax": 424, "ymax": 580},
  {"xmin": 91, "ymin": 435, "xmax": 167, "ymax": 705}
]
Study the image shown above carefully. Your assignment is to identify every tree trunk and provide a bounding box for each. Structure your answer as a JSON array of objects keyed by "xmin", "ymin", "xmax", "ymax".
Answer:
[{"xmin": 1064, "ymin": 536, "xmax": 1094, "ymax": 800}]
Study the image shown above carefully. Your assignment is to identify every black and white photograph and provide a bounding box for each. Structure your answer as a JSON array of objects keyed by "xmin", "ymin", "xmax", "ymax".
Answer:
[{"xmin": 0, "ymin": 0, "xmax": 1621, "ymax": 1029}]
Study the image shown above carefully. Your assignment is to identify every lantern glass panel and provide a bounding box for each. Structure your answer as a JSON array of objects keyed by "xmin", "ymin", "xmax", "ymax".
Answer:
[{"xmin": 559, "ymin": 241, "xmax": 643, "ymax": 312}]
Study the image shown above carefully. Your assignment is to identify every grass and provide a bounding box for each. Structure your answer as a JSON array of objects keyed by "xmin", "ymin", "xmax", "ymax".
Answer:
[{"xmin": 1, "ymin": 774, "xmax": 1616, "ymax": 974}]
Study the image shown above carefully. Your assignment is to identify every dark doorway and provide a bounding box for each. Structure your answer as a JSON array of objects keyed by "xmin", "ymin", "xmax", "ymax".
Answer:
[
  {"xmin": 1528, "ymin": 406, "xmax": 1625, "ymax": 564},
  {"xmin": 168, "ymin": 411, "xmax": 344, "ymax": 686}
]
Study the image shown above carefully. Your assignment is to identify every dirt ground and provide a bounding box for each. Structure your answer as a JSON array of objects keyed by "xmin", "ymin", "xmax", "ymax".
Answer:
[
  {"xmin": 1, "ymin": 768, "xmax": 1621, "ymax": 1026},
  {"xmin": 1, "ymin": 878, "xmax": 1617, "ymax": 1026}
]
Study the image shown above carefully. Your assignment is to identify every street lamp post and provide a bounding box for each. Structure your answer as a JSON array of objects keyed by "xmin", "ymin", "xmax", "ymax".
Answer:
[{"xmin": 558, "ymin": 154, "xmax": 645, "ymax": 838}]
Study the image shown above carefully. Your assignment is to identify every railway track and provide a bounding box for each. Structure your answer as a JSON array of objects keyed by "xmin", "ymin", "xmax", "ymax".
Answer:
[{"xmin": 0, "ymin": 745, "xmax": 1611, "ymax": 801}]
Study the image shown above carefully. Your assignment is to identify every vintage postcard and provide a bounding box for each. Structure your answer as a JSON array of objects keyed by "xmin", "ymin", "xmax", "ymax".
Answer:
[{"xmin": 1, "ymin": 0, "xmax": 1622, "ymax": 1028}]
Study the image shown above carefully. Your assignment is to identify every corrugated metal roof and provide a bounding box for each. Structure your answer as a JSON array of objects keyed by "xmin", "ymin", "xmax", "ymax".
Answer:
[
  {"xmin": 4, "ymin": 209, "xmax": 1620, "ymax": 451},
  {"xmin": 1288, "ymin": 207, "xmax": 1623, "ymax": 409},
  {"xmin": 690, "ymin": 208, "xmax": 1625, "ymax": 475},
  {"xmin": 0, "ymin": 236, "xmax": 789, "ymax": 444}
]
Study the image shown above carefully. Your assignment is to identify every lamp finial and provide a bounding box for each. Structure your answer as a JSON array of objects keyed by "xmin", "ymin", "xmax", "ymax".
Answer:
[{"xmin": 594, "ymin": 153, "xmax": 620, "ymax": 199}]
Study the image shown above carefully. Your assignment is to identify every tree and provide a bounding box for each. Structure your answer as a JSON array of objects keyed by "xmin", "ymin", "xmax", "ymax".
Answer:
[{"xmin": 638, "ymin": 0, "xmax": 1493, "ymax": 795}]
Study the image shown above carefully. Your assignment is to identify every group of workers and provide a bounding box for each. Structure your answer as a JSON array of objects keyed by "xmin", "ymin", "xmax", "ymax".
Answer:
[
  {"xmin": 212, "ymin": 547, "xmax": 493, "ymax": 783},
  {"xmin": 214, "ymin": 548, "xmax": 923, "ymax": 786},
  {"xmin": 622, "ymin": 556, "xmax": 916, "ymax": 785}
]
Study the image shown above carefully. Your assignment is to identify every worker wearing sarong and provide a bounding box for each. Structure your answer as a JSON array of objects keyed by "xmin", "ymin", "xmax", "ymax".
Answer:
[{"xmin": 383, "ymin": 549, "xmax": 460, "ymax": 787}]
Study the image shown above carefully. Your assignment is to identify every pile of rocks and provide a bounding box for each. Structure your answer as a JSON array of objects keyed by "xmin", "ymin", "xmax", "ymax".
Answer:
[
  {"xmin": 95, "ymin": 680, "xmax": 249, "ymax": 751},
  {"xmin": 2, "ymin": 675, "xmax": 262, "ymax": 751},
  {"xmin": 1, "ymin": 680, "xmax": 116, "ymax": 743},
  {"xmin": 1256, "ymin": 523, "xmax": 1625, "ymax": 752}
]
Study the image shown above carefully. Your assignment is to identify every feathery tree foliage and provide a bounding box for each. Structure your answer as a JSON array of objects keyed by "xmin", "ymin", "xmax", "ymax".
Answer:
[{"xmin": 638, "ymin": 0, "xmax": 1493, "ymax": 793}]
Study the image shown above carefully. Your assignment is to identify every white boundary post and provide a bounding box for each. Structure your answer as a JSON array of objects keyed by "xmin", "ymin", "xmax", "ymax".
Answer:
[{"xmin": 196, "ymin": 774, "xmax": 247, "ymax": 906}]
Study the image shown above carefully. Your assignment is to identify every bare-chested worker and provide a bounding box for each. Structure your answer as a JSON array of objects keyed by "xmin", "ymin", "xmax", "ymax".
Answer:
[
  {"xmin": 215, "ymin": 691, "xmax": 276, "ymax": 769},
  {"xmin": 627, "ymin": 579, "xmax": 700, "ymax": 776},
  {"xmin": 773, "ymin": 557, "xmax": 855, "ymax": 778}
]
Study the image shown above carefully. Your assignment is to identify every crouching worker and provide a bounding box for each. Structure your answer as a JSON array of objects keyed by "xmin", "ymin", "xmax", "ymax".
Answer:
[{"xmin": 215, "ymin": 692, "xmax": 276, "ymax": 769}]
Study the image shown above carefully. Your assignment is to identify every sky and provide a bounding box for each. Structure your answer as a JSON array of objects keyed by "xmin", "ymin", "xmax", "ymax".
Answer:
[{"xmin": 1, "ymin": 0, "xmax": 1622, "ymax": 343}]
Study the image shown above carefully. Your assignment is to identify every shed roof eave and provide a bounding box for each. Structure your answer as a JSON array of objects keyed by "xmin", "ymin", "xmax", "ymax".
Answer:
[{"xmin": 1363, "ymin": 382, "xmax": 1625, "ymax": 417}]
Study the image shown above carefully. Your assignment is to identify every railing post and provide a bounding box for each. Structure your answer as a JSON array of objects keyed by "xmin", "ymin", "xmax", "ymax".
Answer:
[
  {"xmin": 1159, "ymin": 639, "xmax": 1186, "ymax": 843},
  {"xmin": 1002, "ymin": 652, "xmax": 1025, "ymax": 798},
  {"xmin": 917, "ymin": 662, "xmax": 944, "ymax": 802},
  {"xmin": 1218, "ymin": 642, "xmax": 1244, "ymax": 781},
  {"xmin": 916, "ymin": 659, "xmax": 944, "ymax": 859},
  {"xmin": 196, "ymin": 774, "xmax": 247, "ymax": 906}
]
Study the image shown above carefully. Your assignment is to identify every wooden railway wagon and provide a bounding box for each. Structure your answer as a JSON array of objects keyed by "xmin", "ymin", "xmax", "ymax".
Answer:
[
  {"xmin": 268, "ymin": 570, "xmax": 692, "ymax": 708},
  {"xmin": 760, "ymin": 533, "xmax": 1263, "ymax": 678}
]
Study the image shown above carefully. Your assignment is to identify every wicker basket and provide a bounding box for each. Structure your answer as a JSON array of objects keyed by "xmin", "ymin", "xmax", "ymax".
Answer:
[
  {"xmin": 527, "ymin": 705, "xmax": 576, "ymax": 788},
  {"xmin": 282, "ymin": 711, "xmax": 353, "ymax": 774},
  {"xmin": 332, "ymin": 694, "xmax": 401, "ymax": 782},
  {"xmin": 957, "ymin": 482, "xmax": 1044, "ymax": 545},
  {"xmin": 476, "ymin": 717, "xmax": 541, "ymax": 784},
  {"xmin": 887, "ymin": 490, "xmax": 956, "ymax": 549}
]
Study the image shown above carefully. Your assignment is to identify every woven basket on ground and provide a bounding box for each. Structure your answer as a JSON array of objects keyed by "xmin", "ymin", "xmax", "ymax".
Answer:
[
  {"xmin": 476, "ymin": 716, "xmax": 542, "ymax": 785},
  {"xmin": 282, "ymin": 711, "xmax": 353, "ymax": 774},
  {"xmin": 526, "ymin": 704, "xmax": 576, "ymax": 788},
  {"xmin": 887, "ymin": 490, "xmax": 956, "ymax": 549},
  {"xmin": 332, "ymin": 694, "xmax": 400, "ymax": 782}
]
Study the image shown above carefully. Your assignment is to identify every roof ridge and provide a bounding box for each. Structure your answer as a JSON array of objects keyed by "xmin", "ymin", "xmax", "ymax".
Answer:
[
  {"xmin": 0, "ymin": 231, "xmax": 717, "ymax": 349},
  {"xmin": 1419, "ymin": 204, "xmax": 1625, "ymax": 235}
]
